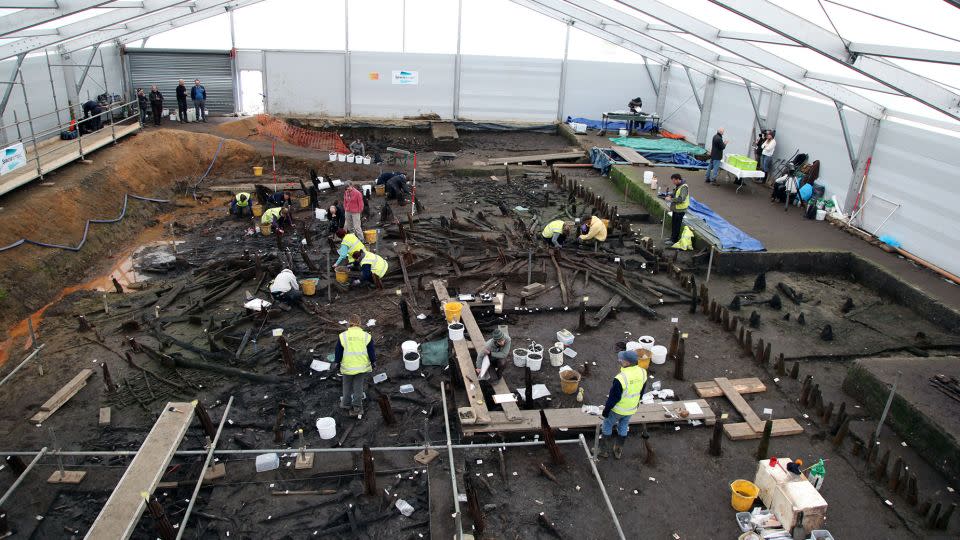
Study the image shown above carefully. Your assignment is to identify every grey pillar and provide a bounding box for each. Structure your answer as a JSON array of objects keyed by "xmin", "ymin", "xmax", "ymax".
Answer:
[
  {"xmin": 344, "ymin": 0, "xmax": 351, "ymax": 117},
  {"xmin": 452, "ymin": 0, "xmax": 463, "ymax": 119},
  {"xmin": 556, "ymin": 21, "xmax": 571, "ymax": 122},
  {"xmin": 695, "ymin": 75, "xmax": 717, "ymax": 146},
  {"xmin": 654, "ymin": 60, "xmax": 671, "ymax": 118},
  {"xmin": 229, "ymin": 8, "xmax": 240, "ymax": 115},
  {"xmin": 843, "ymin": 116, "xmax": 882, "ymax": 214},
  {"xmin": 766, "ymin": 91, "xmax": 782, "ymax": 131},
  {"xmin": 58, "ymin": 49, "xmax": 82, "ymax": 119}
]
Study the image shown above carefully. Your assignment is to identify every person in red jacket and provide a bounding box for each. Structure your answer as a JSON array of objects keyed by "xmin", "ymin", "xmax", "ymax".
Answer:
[{"xmin": 343, "ymin": 180, "xmax": 365, "ymax": 239}]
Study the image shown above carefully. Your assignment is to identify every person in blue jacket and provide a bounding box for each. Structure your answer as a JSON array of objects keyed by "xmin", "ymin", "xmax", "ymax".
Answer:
[{"xmin": 190, "ymin": 79, "xmax": 207, "ymax": 122}]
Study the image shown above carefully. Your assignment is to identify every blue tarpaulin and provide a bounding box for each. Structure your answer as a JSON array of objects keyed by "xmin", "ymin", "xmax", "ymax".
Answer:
[
  {"xmin": 671, "ymin": 153, "xmax": 708, "ymax": 168},
  {"xmin": 566, "ymin": 116, "xmax": 654, "ymax": 132},
  {"xmin": 687, "ymin": 198, "xmax": 765, "ymax": 252},
  {"xmin": 589, "ymin": 147, "xmax": 614, "ymax": 175}
]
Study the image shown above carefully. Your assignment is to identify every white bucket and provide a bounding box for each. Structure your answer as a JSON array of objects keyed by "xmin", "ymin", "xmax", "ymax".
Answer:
[
  {"xmin": 626, "ymin": 341, "xmax": 641, "ymax": 351},
  {"xmin": 255, "ymin": 452, "xmax": 279, "ymax": 472},
  {"xmin": 549, "ymin": 347, "xmax": 564, "ymax": 367},
  {"xmin": 346, "ymin": 154, "xmax": 355, "ymax": 163},
  {"xmin": 448, "ymin": 322, "xmax": 465, "ymax": 341},
  {"xmin": 329, "ymin": 152, "xmax": 337, "ymax": 162},
  {"xmin": 526, "ymin": 352, "xmax": 543, "ymax": 371},
  {"xmin": 643, "ymin": 171, "xmax": 654, "ymax": 185},
  {"xmin": 529, "ymin": 343, "xmax": 544, "ymax": 355},
  {"xmin": 337, "ymin": 153, "xmax": 347, "ymax": 162},
  {"xmin": 315, "ymin": 208, "xmax": 328, "ymax": 220},
  {"xmin": 316, "ymin": 417, "xmax": 337, "ymax": 439},
  {"xmin": 816, "ymin": 209, "xmax": 826, "ymax": 221},
  {"xmin": 638, "ymin": 336, "xmax": 655, "ymax": 351},
  {"xmin": 403, "ymin": 351, "xmax": 421, "ymax": 371},
  {"xmin": 363, "ymin": 156, "xmax": 372, "ymax": 165},
  {"xmin": 651, "ymin": 178, "xmax": 658, "ymax": 190},
  {"xmin": 651, "ymin": 345, "xmax": 668, "ymax": 365},
  {"xmin": 401, "ymin": 340, "xmax": 419, "ymax": 356},
  {"xmin": 619, "ymin": 128, "xmax": 628, "ymax": 137},
  {"xmin": 513, "ymin": 348, "xmax": 528, "ymax": 368}
]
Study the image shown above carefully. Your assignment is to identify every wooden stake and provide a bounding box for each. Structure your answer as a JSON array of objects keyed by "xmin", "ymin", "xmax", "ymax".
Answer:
[
  {"xmin": 540, "ymin": 410, "xmax": 565, "ymax": 465},
  {"xmin": 755, "ymin": 419, "xmax": 773, "ymax": 460},
  {"xmin": 377, "ymin": 394, "xmax": 396, "ymax": 426},
  {"xmin": 673, "ymin": 337, "xmax": 686, "ymax": 381},
  {"xmin": 708, "ymin": 409, "xmax": 723, "ymax": 457},
  {"xmin": 362, "ymin": 445, "xmax": 377, "ymax": 496},
  {"xmin": 790, "ymin": 362, "xmax": 800, "ymax": 379},
  {"xmin": 194, "ymin": 401, "xmax": 217, "ymax": 439}
]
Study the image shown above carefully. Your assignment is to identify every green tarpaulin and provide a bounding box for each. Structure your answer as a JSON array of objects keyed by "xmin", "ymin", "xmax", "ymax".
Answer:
[
  {"xmin": 608, "ymin": 136, "xmax": 706, "ymax": 155},
  {"xmin": 420, "ymin": 338, "xmax": 449, "ymax": 366}
]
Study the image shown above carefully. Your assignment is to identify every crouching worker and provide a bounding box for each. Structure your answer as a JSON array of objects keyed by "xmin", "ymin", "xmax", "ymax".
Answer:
[
  {"xmin": 578, "ymin": 216, "xmax": 607, "ymax": 245},
  {"xmin": 351, "ymin": 249, "xmax": 388, "ymax": 289},
  {"xmin": 336, "ymin": 314, "xmax": 377, "ymax": 416},
  {"xmin": 269, "ymin": 268, "xmax": 301, "ymax": 306},
  {"xmin": 599, "ymin": 349, "xmax": 648, "ymax": 459},
  {"xmin": 333, "ymin": 229, "xmax": 365, "ymax": 267},
  {"xmin": 262, "ymin": 206, "xmax": 292, "ymax": 234},
  {"xmin": 231, "ymin": 192, "xmax": 252, "ymax": 218},
  {"xmin": 475, "ymin": 327, "xmax": 511, "ymax": 380},
  {"xmin": 541, "ymin": 220, "xmax": 571, "ymax": 248}
]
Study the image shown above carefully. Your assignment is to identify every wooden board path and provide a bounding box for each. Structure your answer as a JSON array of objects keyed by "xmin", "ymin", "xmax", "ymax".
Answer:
[
  {"xmin": 707, "ymin": 377, "xmax": 804, "ymax": 441},
  {"xmin": 86, "ymin": 402, "xmax": 196, "ymax": 540},
  {"xmin": 610, "ymin": 146, "xmax": 653, "ymax": 165},
  {"xmin": 694, "ymin": 377, "xmax": 766, "ymax": 398},
  {"xmin": 30, "ymin": 369, "xmax": 94, "ymax": 423},
  {"xmin": 485, "ymin": 151, "xmax": 584, "ymax": 165}
]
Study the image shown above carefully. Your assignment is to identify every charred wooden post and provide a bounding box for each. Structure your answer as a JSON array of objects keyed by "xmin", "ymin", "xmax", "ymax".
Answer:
[
  {"xmin": 755, "ymin": 419, "xmax": 773, "ymax": 460},
  {"xmin": 525, "ymin": 368, "xmax": 534, "ymax": 409},
  {"xmin": 821, "ymin": 401, "xmax": 834, "ymax": 425},
  {"xmin": 399, "ymin": 297, "xmax": 413, "ymax": 332},
  {"xmin": 112, "ymin": 277, "xmax": 124, "ymax": 294},
  {"xmin": 299, "ymin": 245, "xmax": 318, "ymax": 271},
  {"xmin": 147, "ymin": 497, "xmax": 176, "ymax": 540},
  {"xmin": 709, "ymin": 300, "xmax": 718, "ymax": 320},
  {"xmin": 927, "ymin": 502, "xmax": 942, "ymax": 529},
  {"xmin": 887, "ymin": 457, "xmax": 904, "ymax": 492},
  {"xmin": 101, "ymin": 362, "xmax": 117, "ymax": 392},
  {"xmin": 668, "ymin": 326, "xmax": 680, "ymax": 359},
  {"xmin": 875, "ymin": 448, "xmax": 890, "ymax": 480},
  {"xmin": 0, "ymin": 511, "xmax": 8, "ymax": 536},
  {"xmin": 4, "ymin": 456, "xmax": 26, "ymax": 475},
  {"xmin": 799, "ymin": 376, "xmax": 813, "ymax": 406},
  {"xmin": 708, "ymin": 409, "xmax": 723, "ymax": 457},
  {"xmin": 540, "ymin": 410, "xmax": 565, "ymax": 465},
  {"xmin": 274, "ymin": 406, "xmax": 286, "ymax": 444},
  {"xmin": 124, "ymin": 351, "xmax": 135, "ymax": 368},
  {"xmin": 673, "ymin": 337, "xmax": 686, "ymax": 381},
  {"xmin": 721, "ymin": 308, "xmax": 730, "ymax": 330},
  {"xmin": 195, "ymin": 401, "xmax": 217, "ymax": 439},
  {"xmin": 749, "ymin": 310, "xmax": 761, "ymax": 328},
  {"xmin": 464, "ymin": 474, "xmax": 486, "ymax": 535},
  {"xmin": 277, "ymin": 337, "xmax": 296, "ymax": 374},
  {"xmin": 936, "ymin": 503, "xmax": 955, "ymax": 530},
  {"xmin": 832, "ymin": 417, "xmax": 850, "ymax": 448},
  {"xmin": 833, "ymin": 402, "xmax": 848, "ymax": 431},
  {"xmin": 790, "ymin": 362, "xmax": 800, "ymax": 379},
  {"xmin": 906, "ymin": 473, "xmax": 918, "ymax": 506},
  {"xmin": 754, "ymin": 338, "xmax": 765, "ymax": 363},
  {"xmin": 744, "ymin": 331, "xmax": 753, "ymax": 356},
  {"xmin": 577, "ymin": 297, "xmax": 587, "ymax": 332},
  {"xmin": 775, "ymin": 353, "xmax": 786, "ymax": 375},
  {"xmin": 362, "ymin": 445, "xmax": 377, "ymax": 495},
  {"xmin": 537, "ymin": 512, "xmax": 563, "ymax": 538},
  {"xmin": 77, "ymin": 315, "xmax": 93, "ymax": 332},
  {"xmin": 377, "ymin": 395, "xmax": 397, "ymax": 426}
]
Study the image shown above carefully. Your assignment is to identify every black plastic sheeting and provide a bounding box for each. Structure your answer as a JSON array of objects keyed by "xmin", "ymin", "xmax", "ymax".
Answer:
[{"xmin": 288, "ymin": 118, "xmax": 558, "ymax": 134}]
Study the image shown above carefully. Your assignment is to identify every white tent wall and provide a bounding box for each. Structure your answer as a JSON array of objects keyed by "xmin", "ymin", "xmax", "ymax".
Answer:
[
  {"xmin": 859, "ymin": 120, "xmax": 960, "ymax": 276},
  {"xmin": 350, "ymin": 52, "xmax": 455, "ymax": 118},
  {"xmin": 704, "ymin": 79, "xmax": 763, "ymax": 157},
  {"xmin": 458, "ymin": 55, "xmax": 561, "ymax": 122},
  {"xmin": 263, "ymin": 51, "xmax": 345, "ymax": 117},
  {"xmin": 560, "ymin": 59, "xmax": 656, "ymax": 121},
  {"xmin": 660, "ymin": 63, "xmax": 701, "ymax": 143}
]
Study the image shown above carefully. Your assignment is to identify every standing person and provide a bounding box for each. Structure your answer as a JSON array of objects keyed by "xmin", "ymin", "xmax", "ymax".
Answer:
[
  {"xmin": 148, "ymin": 85, "xmax": 164, "ymax": 126},
  {"xmin": 665, "ymin": 173, "xmax": 689, "ymax": 245},
  {"xmin": 191, "ymin": 79, "xmax": 207, "ymax": 122},
  {"xmin": 269, "ymin": 268, "xmax": 301, "ymax": 306},
  {"xmin": 760, "ymin": 130, "xmax": 776, "ymax": 183},
  {"xmin": 475, "ymin": 327, "xmax": 511, "ymax": 380},
  {"xmin": 136, "ymin": 88, "xmax": 149, "ymax": 124},
  {"xmin": 343, "ymin": 180, "xmax": 364, "ymax": 239},
  {"xmin": 336, "ymin": 314, "xmax": 377, "ymax": 416},
  {"xmin": 599, "ymin": 350, "xmax": 648, "ymax": 459},
  {"xmin": 706, "ymin": 128, "xmax": 727, "ymax": 184},
  {"xmin": 175, "ymin": 79, "xmax": 188, "ymax": 123}
]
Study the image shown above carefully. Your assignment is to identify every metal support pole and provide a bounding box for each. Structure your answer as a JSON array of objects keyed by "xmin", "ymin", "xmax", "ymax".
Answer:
[
  {"xmin": 401, "ymin": 0, "xmax": 406, "ymax": 53},
  {"xmin": 556, "ymin": 21, "xmax": 572, "ymax": 122},
  {"xmin": 834, "ymin": 101, "xmax": 857, "ymax": 169},
  {"xmin": 452, "ymin": 0, "xmax": 463, "ymax": 119},
  {"xmin": 175, "ymin": 397, "xmax": 234, "ymax": 540},
  {"xmin": 642, "ymin": 56, "xmax": 658, "ymax": 98},
  {"xmin": 75, "ymin": 43, "xmax": 100, "ymax": 94},
  {"xmin": 343, "ymin": 0, "xmax": 351, "ymax": 117},
  {"xmin": 99, "ymin": 49, "xmax": 116, "ymax": 144},
  {"xmin": 843, "ymin": 115, "xmax": 881, "ymax": 214},
  {"xmin": 705, "ymin": 245, "xmax": 715, "ymax": 283},
  {"xmin": 229, "ymin": 8, "xmax": 240, "ymax": 115},
  {"xmin": 526, "ymin": 248, "xmax": 533, "ymax": 285},
  {"xmin": 578, "ymin": 435, "xmax": 626, "ymax": 540},
  {"xmin": 874, "ymin": 371, "xmax": 901, "ymax": 442},
  {"xmin": 0, "ymin": 447, "xmax": 47, "ymax": 508},
  {"xmin": 683, "ymin": 65, "xmax": 702, "ymax": 111},
  {"xmin": 744, "ymin": 80, "xmax": 764, "ymax": 131},
  {"xmin": 695, "ymin": 75, "xmax": 717, "ymax": 146},
  {"xmin": 654, "ymin": 61, "xmax": 671, "ymax": 118},
  {"xmin": 44, "ymin": 49, "xmax": 62, "ymax": 129},
  {"xmin": 17, "ymin": 67, "xmax": 42, "ymax": 179},
  {"xmin": 441, "ymin": 384, "xmax": 463, "ymax": 539},
  {"xmin": 0, "ymin": 344, "xmax": 46, "ymax": 388},
  {"xmin": 765, "ymin": 91, "xmax": 782, "ymax": 131}
]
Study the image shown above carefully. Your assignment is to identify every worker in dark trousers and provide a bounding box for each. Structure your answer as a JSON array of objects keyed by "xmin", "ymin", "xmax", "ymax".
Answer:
[
  {"xmin": 81, "ymin": 100, "xmax": 103, "ymax": 133},
  {"xmin": 385, "ymin": 174, "xmax": 410, "ymax": 203},
  {"xmin": 136, "ymin": 88, "xmax": 149, "ymax": 124},
  {"xmin": 665, "ymin": 173, "xmax": 689, "ymax": 245},
  {"xmin": 149, "ymin": 85, "xmax": 164, "ymax": 126},
  {"xmin": 175, "ymin": 79, "xmax": 188, "ymax": 123}
]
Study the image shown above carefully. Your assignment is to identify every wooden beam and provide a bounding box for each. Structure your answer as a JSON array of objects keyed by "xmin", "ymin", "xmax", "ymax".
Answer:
[
  {"xmin": 549, "ymin": 252, "xmax": 569, "ymax": 307},
  {"xmin": 610, "ymin": 146, "xmax": 652, "ymax": 165},
  {"xmin": 484, "ymin": 151, "xmax": 584, "ymax": 165},
  {"xmin": 724, "ymin": 419, "xmax": 804, "ymax": 440},
  {"xmin": 694, "ymin": 377, "xmax": 766, "ymax": 398},
  {"xmin": 449, "ymin": 338, "xmax": 492, "ymax": 425},
  {"xmin": 86, "ymin": 402, "xmax": 196, "ymax": 540},
  {"xmin": 714, "ymin": 377, "xmax": 764, "ymax": 433},
  {"xmin": 29, "ymin": 368, "xmax": 93, "ymax": 423}
]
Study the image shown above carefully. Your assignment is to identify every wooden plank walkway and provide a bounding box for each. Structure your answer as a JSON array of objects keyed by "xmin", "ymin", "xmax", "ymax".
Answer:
[
  {"xmin": 0, "ymin": 122, "xmax": 140, "ymax": 197},
  {"xmin": 485, "ymin": 151, "xmax": 584, "ymax": 165},
  {"xmin": 29, "ymin": 369, "xmax": 93, "ymax": 423},
  {"xmin": 611, "ymin": 145, "xmax": 652, "ymax": 165},
  {"xmin": 86, "ymin": 402, "xmax": 195, "ymax": 540}
]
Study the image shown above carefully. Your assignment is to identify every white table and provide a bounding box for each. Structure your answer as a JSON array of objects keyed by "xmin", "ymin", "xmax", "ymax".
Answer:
[{"xmin": 720, "ymin": 161, "xmax": 766, "ymax": 193}]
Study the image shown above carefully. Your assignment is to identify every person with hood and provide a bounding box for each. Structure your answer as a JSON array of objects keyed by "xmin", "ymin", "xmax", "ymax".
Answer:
[
  {"xmin": 81, "ymin": 99, "xmax": 103, "ymax": 132},
  {"xmin": 599, "ymin": 349, "xmax": 648, "ymax": 459},
  {"xmin": 175, "ymin": 79, "xmax": 188, "ymax": 123},
  {"xmin": 269, "ymin": 268, "xmax": 301, "ymax": 305},
  {"xmin": 384, "ymin": 173, "xmax": 410, "ymax": 202},
  {"xmin": 190, "ymin": 78, "xmax": 207, "ymax": 122},
  {"xmin": 376, "ymin": 171, "xmax": 403, "ymax": 185},
  {"xmin": 149, "ymin": 85, "xmax": 164, "ymax": 126},
  {"xmin": 578, "ymin": 216, "xmax": 608, "ymax": 243}
]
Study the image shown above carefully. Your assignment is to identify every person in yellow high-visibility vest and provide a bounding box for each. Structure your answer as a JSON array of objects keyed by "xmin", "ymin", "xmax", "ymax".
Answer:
[
  {"xmin": 352, "ymin": 249, "xmax": 388, "ymax": 289},
  {"xmin": 541, "ymin": 220, "xmax": 570, "ymax": 248},
  {"xmin": 333, "ymin": 229, "xmax": 365, "ymax": 266},
  {"xmin": 261, "ymin": 206, "xmax": 292, "ymax": 233},
  {"xmin": 335, "ymin": 314, "xmax": 377, "ymax": 415},
  {"xmin": 665, "ymin": 173, "xmax": 689, "ymax": 246},
  {"xmin": 599, "ymin": 349, "xmax": 649, "ymax": 459},
  {"xmin": 231, "ymin": 192, "xmax": 251, "ymax": 218}
]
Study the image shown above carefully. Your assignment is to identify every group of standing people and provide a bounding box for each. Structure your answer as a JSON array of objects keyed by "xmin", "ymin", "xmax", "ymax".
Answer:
[
  {"xmin": 705, "ymin": 127, "xmax": 777, "ymax": 184},
  {"xmin": 136, "ymin": 79, "xmax": 208, "ymax": 126}
]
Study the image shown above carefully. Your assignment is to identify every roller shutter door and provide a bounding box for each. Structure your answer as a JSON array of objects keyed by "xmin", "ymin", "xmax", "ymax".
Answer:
[{"xmin": 127, "ymin": 49, "xmax": 235, "ymax": 114}]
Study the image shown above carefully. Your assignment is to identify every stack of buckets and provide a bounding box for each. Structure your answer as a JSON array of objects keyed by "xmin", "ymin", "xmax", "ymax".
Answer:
[{"xmin": 402, "ymin": 340, "xmax": 420, "ymax": 371}]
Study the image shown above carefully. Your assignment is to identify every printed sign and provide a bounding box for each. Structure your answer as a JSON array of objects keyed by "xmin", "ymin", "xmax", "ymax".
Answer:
[
  {"xmin": 391, "ymin": 70, "xmax": 419, "ymax": 85},
  {"xmin": 368, "ymin": 72, "xmax": 380, "ymax": 81},
  {"xmin": 0, "ymin": 142, "xmax": 26, "ymax": 175}
]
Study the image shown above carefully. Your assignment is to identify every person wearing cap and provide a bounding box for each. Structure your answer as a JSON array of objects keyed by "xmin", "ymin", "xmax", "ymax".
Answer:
[
  {"xmin": 231, "ymin": 192, "xmax": 252, "ymax": 218},
  {"xmin": 599, "ymin": 349, "xmax": 649, "ymax": 459},
  {"xmin": 351, "ymin": 249, "xmax": 388, "ymax": 289},
  {"xmin": 475, "ymin": 327, "xmax": 512, "ymax": 380},
  {"xmin": 665, "ymin": 173, "xmax": 689, "ymax": 246},
  {"xmin": 335, "ymin": 314, "xmax": 377, "ymax": 416},
  {"xmin": 333, "ymin": 229, "xmax": 365, "ymax": 267},
  {"xmin": 343, "ymin": 180, "xmax": 364, "ymax": 239},
  {"xmin": 541, "ymin": 220, "xmax": 570, "ymax": 248},
  {"xmin": 578, "ymin": 216, "xmax": 607, "ymax": 243}
]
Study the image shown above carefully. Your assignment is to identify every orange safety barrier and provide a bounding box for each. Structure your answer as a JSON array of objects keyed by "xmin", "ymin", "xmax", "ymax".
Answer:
[
  {"xmin": 659, "ymin": 129, "xmax": 687, "ymax": 140},
  {"xmin": 255, "ymin": 114, "xmax": 349, "ymax": 153}
]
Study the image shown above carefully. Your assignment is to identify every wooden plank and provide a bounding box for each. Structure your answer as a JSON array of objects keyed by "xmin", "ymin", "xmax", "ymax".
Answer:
[
  {"xmin": 484, "ymin": 151, "xmax": 584, "ymax": 165},
  {"xmin": 694, "ymin": 377, "xmax": 767, "ymax": 398},
  {"xmin": 724, "ymin": 418, "xmax": 804, "ymax": 440},
  {"xmin": 714, "ymin": 377, "xmax": 764, "ymax": 433},
  {"xmin": 207, "ymin": 182, "xmax": 302, "ymax": 193},
  {"xmin": 610, "ymin": 146, "xmax": 652, "ymax": 165},
  {"xmin": 449, "ymin": 339, "xmax": 492, "ymax": 425},
  {"xmin": 430, "ymin": 122, "xmax": 459, "ymax": 140},
  {"xmin": 463, "ymin": 399, "xmax": 716, "ymax": 435},
  {"xmin": 47, "ymin": 470, "xmax": 87, "ymax": 484},
  {"xmin": 589, "ymin": 294, "xmax": 623, "ymax": 327},
  {"xmin": 86, "ymin": 402, "xmax": 196, "ymax": 540},
  {"xmin": 29, "ymin": 369, "xmax": 93, "ymax": 423},
  {"xmin": 99, "ymin": 407, "xmax": 111, "ymax": 426},
  {"xmin": 549, "ymin": 252, "xmax": 569, "ymax": 306}
]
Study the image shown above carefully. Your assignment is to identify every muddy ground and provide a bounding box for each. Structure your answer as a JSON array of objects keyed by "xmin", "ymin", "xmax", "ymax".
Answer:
[{"xmin": 0, "ymin": 119, "xmax": 958, "ymax": 539}]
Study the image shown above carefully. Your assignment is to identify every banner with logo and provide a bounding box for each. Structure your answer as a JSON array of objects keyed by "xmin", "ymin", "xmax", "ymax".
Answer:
[
  {"xmin": 391, "ymin": 70, "xmax": 419, "ymax": 85},
  {"xmin": 1, "ymin": 142, "xmax": 26, "ymax": 176}
]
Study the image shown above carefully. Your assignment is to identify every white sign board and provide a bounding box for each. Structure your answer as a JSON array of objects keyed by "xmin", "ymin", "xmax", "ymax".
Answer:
[
  {"xmin": 391, "ymin": 70, "xmax": 419, "ymax": 85},
  {"xmin": 1, "ymin": 142, "xmax": 26, "ymax": 175}
]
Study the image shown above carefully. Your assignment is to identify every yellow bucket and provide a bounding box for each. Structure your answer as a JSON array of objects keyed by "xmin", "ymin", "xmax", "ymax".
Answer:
[
  {"xmin": 252, "ymin": 204, "xmax": 264, "ymax": 217},
  {"xmin": 298, "ymin": 196, "xmax": 311, "ymax": 209},
  {"xmin": 637, "ymin": 349, "xmax": 652, "ymax": 370},
  {"xmin": 300, "ymin": 278, "xmax": 318, "ymax": 296},
  {"xmin": 335, "ymin": 267, "xmax": 349, "ymax": 284},
  {"xmin": 730, "ymin": 480, "xmax": 759, "ymax": 511},
  {"xmin": 260, "ymin": 223, "xmax": 272, "ymax": 236},
  {"xmin": 559, "ymin": 370, "xmax": 581, "ymax": 394},
  {"xmin": 444, "ymin": 301, "xmax": 463, "ymax": 323},
  {"xmin": 375, "ymin": 184, "xmax": 386, "ymax": 196},
  {"xmin": 253, "ymin": 166, "xmax": 263, "ymax": 176},
  {"xmin": 363, "ymin": 229, "xmax": 378, "ymax": 243}
]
